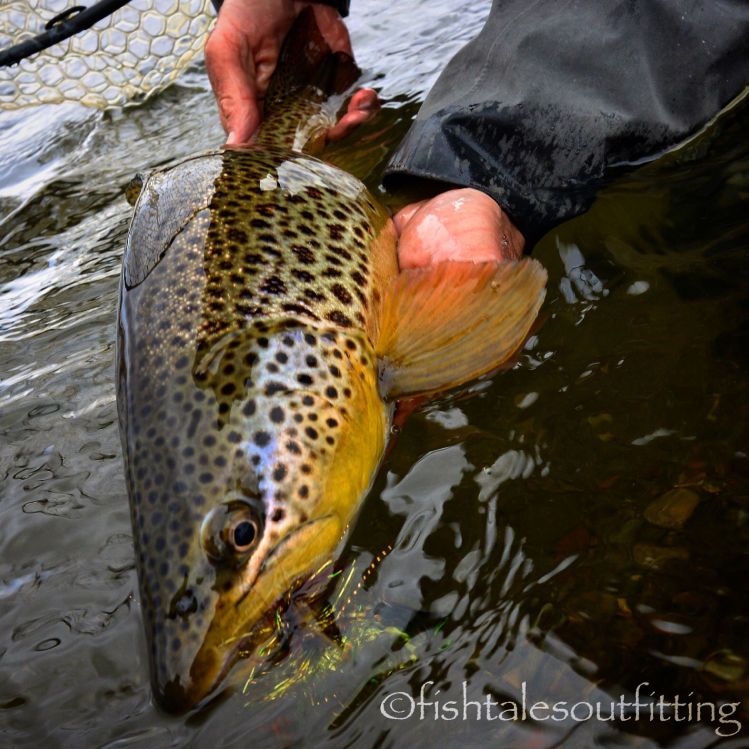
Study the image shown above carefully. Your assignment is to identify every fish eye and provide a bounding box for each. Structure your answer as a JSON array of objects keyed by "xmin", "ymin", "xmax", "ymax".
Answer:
[
  {"xmin": 201, "ymin": 500, "xmax": 263, "ymax": 566},
  {"xmin": 231, "ymin": 519, "xmax": 257, "ymax": 551}
]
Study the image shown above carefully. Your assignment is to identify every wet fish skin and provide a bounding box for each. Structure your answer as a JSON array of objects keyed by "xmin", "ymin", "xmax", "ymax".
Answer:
[
  {"xmin": 118, "ymin": 143, "xmax": 400, "ymax": 711},
  {"xmin": 117, "ymin": 8, "xmax": 546, "ymax": 714}
]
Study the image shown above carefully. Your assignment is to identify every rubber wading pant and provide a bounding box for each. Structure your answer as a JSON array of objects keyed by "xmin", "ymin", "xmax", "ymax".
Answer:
[{"xmin": 383, "ymin": 0, "xmax": 749, "ymax": 245}]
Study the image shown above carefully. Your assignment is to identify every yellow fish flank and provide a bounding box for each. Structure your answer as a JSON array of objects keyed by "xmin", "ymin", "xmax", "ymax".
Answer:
[{"xmin": 116, "ymin": 10, "xmax": 546, "ymax": 713}]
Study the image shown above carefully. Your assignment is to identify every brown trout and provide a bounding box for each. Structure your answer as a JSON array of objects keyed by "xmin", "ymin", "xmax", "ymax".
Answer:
[{"xmin": 117, "ymin": 10, "xmax": 546, "ymax": 713}]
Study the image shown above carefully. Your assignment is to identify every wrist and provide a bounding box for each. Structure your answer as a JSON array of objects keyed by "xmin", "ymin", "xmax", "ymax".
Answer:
[
  {"xmin": 311, "ymin": 0, "xmax": 349, "ymax": 17},
  {"xmin": 212, "ymin": 0, "xmax": 349, "ymax": 17}
]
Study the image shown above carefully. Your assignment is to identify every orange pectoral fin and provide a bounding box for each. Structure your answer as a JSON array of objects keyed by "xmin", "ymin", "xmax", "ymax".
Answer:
[{"xmin": 375, "ymin": 259, "xmax": 547, "ymax": 399}]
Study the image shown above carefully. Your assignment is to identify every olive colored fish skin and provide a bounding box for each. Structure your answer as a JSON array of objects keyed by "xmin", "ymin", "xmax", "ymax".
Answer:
[
  {"xmin": 118, "ymin": 9, "xmax": 546, "ymax": 714},
  {"xmin": 118, "ymin": 144, "xmax": 398, "ymax": 712}
]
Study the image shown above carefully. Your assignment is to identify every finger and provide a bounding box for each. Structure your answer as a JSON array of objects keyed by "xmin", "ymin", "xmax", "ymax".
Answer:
[
  {"xmin": 396, "ymin": 189, "xmax": 524, "ymax": 269},
  {"xmin": 302, "ymin": 3, "xmax": 353, "ymax": 54},
  {"xmin": 205, "ymin": 27, "xmax": 262, "ymax": 143},
  {"xmin": 326, "ymin": 88, "xmax": 380, "ymax": 141},
  {"xmin": 393, "ymin": 199, "xmax": 429, "ymax": 235}
]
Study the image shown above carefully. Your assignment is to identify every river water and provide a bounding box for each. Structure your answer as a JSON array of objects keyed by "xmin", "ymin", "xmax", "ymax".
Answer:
[{"xmin": 1, "ymin": 1, "xmax": 748, "ymax": 747}]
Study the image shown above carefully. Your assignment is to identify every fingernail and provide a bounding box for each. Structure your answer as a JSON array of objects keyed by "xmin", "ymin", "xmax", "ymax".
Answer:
[{"xmin": 226, "ymin": 131, "xmax": 237, "ymax": 146}]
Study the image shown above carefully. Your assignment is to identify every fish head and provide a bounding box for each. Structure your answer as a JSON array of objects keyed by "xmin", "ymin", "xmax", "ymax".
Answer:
[{"xmin": 118, "ymin": 316, "xmax": 387, "ymax": 712}]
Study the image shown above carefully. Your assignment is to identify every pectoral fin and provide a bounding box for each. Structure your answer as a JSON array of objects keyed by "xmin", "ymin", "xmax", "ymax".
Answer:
[{"xmin": 375, "ymin": 259, "xmax": 547, "ymax": 398}]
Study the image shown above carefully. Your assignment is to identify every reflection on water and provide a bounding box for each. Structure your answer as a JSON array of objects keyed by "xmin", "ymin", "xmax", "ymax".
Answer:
[{"xmin": 1, "ymin": 0, "xmax": 748, "ymax": 746}]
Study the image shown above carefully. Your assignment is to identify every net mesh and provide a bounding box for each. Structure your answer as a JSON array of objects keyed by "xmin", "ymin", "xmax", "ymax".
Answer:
[{"xmin": 0, "ymin": 0, "xmax": 215, "ymax": 110}]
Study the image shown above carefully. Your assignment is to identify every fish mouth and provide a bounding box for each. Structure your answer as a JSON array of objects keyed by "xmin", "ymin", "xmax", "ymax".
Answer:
[{"xmin": 153, "ymin": 513, "xmax": 342, "ymax": 714}]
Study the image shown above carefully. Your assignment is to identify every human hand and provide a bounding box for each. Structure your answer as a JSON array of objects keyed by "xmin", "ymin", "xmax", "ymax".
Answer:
[
  {"xmin": 394, "ymin": 188, "xmax": 525, "ymax": 269},
  {"xmin": 205, "ymin": 0, "xmax": 374, "ymax": 145}
]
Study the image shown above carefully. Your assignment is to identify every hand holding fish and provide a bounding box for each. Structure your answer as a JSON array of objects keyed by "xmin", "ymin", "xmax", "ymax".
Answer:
[
  {"xmin": 206, "ymin": 0, "xmax": 376, "ymax": 144},
  {"xmin": 394, "ymin": 188, "xmax": 525, "ymax": 269},
  {"xmin": 205, "ymin": 1, "xmax": 523, "ymax": 269}
]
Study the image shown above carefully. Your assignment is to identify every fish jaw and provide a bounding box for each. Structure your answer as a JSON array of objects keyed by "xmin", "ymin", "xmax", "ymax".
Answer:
[{"xmin": 154, "ymin": 512, "xmax": 344, "ymax": 713}]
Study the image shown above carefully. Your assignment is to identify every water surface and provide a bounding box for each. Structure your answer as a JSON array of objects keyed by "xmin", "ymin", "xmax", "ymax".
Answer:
[{"xmin": 1, "ymin": 1, "xmax": 748, "ymax": 747}]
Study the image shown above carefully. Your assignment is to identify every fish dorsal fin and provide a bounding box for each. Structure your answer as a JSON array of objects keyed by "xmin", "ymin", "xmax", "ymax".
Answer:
[
  {"xmin": 256, "ymin": 7, "xmax": 361, "ymax": 153},
  {"xmin": 375, "ymin": 259, "xmax": 547, "ymax": 399},
  {"xmin": 265, "ymin": 7, "xmax": 360, "ymax": 106}
]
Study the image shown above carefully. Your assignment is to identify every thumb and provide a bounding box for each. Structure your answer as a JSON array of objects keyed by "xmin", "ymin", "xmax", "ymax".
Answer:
[{"xmin": 205, "ymin": 29, "xmax": 262, "ymax": 144}]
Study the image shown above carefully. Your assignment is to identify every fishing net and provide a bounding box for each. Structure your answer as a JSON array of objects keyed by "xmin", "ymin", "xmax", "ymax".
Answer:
[{"xmin": 0, "ymin": 0, "xmax": 215, "ymax": 110}]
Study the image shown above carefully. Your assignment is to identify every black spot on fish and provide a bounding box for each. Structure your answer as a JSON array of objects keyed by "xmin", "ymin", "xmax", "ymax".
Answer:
[
  {"xmin": 260, "ymin": 275, "xmax": 287, "ymax": 295},
  {"xmin": 282, "ymin": 303, "xmax": 317, "ymax": 318},
  {"xmin": 227, "ymin": 228, "xmax": 248, "ymax": 243},
  {"xmin": 292, "ymin": 246, "xmax": 315, "ymax": 265},
  {"xmin": 292, "ymin": 269, "xmax": 314, "ymax": 282},
  {"xmin": 254, "ymin": 431, "xmax": 270, "ymax": 447},
  {"xmin": 327, "ymin": 311, "xmax": 351, "ymax": 326},
  {"xmin": 303, "ymin": 289, "xmax": 326, "ymax": 302},
  {"xmin": 272, "ymin": 464, "xmax": 287, "ymax": 482},
  {"xmin": 331, "ymin": 284, "xmax": 353, "ymax": 305},
  {"xmin": 270, "ymin": 406, "xmax": 284, "ymax": 423},
  {"xmin": 265, "ymin": 382, "xmax": 286, "ymax": 396}
]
